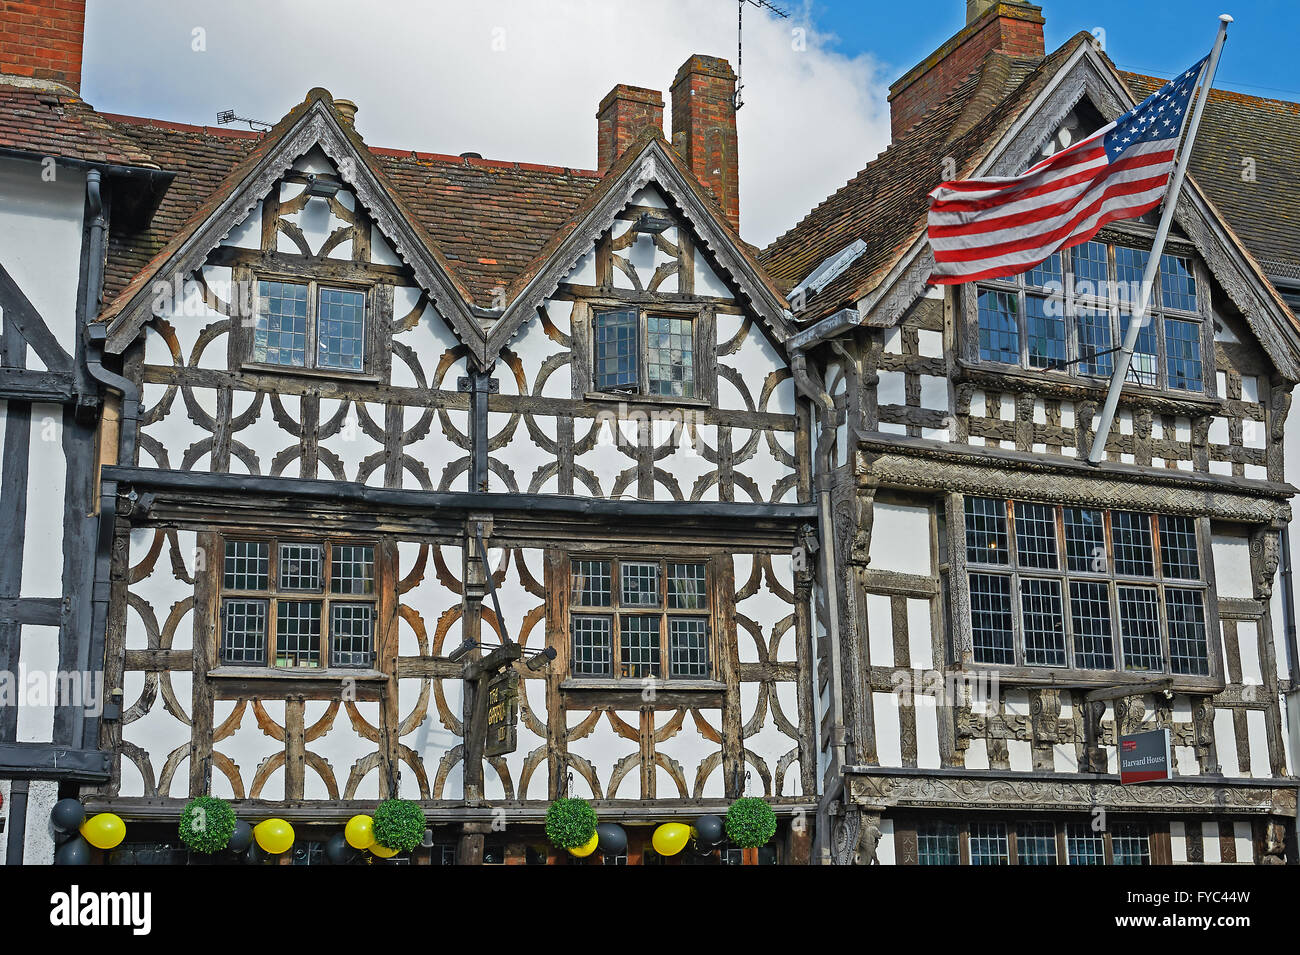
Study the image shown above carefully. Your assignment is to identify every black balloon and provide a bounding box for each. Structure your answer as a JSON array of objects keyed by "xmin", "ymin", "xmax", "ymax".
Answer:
[
  {"xmin": 596, "ymin": 823, "xmax": 627, "ymax": 855},
  {"xmin": 694, "ymin": 814, "xmax": 724, "ymax": 847},
  {"xmin": 50, "ymin": 798, "xmax": 85, "ymax": 834},
  {"xmin": 325, "ymin": 831, "xmax": 357, "ymax": 865},
  {"xmin": 54, "ymin": 836, "xmax": 91, "ymax": 865},
  {"xmin": 227, "ymin": 819, "xmax": 253, "ymax": 853},
  {"xmin": 244, "ymin": 841, "xmax": 265, "ymax": 865}
]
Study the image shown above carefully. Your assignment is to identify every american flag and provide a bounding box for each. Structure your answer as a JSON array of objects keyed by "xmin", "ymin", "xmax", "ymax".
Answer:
[{"xmin": 926, "ymin": 55, "xmax": 1209, "ymax": 285}]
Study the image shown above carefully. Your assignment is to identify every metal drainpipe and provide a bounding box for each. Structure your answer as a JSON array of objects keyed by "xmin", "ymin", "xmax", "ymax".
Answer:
[{"xmin": 791, "ymin": 351, "xmax": 847, "ymax": 863}]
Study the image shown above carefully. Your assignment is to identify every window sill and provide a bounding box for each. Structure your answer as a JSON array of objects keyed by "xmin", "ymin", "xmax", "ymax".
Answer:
[
  {"xmin": 560, "ymin": 678, "xmax": 725, "ymax": 692},
  {"xmin": 238, "ymin": 362, "xmax": 382, "ymax": 384},
  {"xmin": 949, "ymin": 664, "xmax": 1223, "ymax": 695},
  {"xmin": 207, "ymin": 666, "xmax": 387, "ymax": 682},
  {"xmin": 954, "ymin": 360, "xmax": 1220, "ymax": 414},
  {"xmin": 583, "ymin": 391, "xmax": 711, "ymax": 409}
]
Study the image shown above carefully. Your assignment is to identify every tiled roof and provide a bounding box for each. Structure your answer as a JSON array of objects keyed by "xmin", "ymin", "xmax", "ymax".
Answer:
[
  {"xmin": 1123, "ymin": 73, "xmax": 1300, "ymax": 281},
  {"xmin": 759, "ymin": 33, "xmax": 1096, "ymax": 322},
  {"xmin": 95, "ymin": 107, "xmax": 603, "ymax": 311},
  {"xmin": 0, "ymin": 81, "xmax": 156, "ymax": 169}
]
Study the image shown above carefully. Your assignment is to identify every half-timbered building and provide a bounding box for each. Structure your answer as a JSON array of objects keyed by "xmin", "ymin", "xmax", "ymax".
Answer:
[
  {"xmin": 0, "ymin": 10, "xmax": 819, "ymax": 861},
  {"xmin": 761, "ymin": 0, "xmax": 1300, "ymax": 865}
]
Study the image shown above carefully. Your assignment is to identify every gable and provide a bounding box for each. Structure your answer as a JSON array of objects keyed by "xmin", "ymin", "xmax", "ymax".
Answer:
[{"xmin": 100, "ymin": 91, "xmax": 483, "ymax": 358}]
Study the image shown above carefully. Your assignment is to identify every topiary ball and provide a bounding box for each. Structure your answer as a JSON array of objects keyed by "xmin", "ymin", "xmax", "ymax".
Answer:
[
  {"xmin": 178, "ymin": 796, "xmax": 238, "ymax": 854},
  {"xmin": 545, "ymin": 798, "xmax": 598, "ymax": 850},
  {"xmin": 372, "ymin": 798, "xmax": 426, "ymax": 853},
  {"xmin": 724, "ymin": 797, "xmax": 777, "ymax": 849}
]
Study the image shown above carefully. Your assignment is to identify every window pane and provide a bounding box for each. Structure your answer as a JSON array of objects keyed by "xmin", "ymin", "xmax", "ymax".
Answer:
[
  {"xmin": 1063, "ymin": 507, "xmax": 1106, "ymax": 573},
  {"xmin": 571, "ymin": 616, "xmax": 612, "ymax": 676},
  {"xmin": 1071, "ymin": 240, "xmax": 1110, "ymax": 298},
  {"xmin": 1111, "ymin": 823, "xmax": 1151, "ymax": 865},
  {"xmin": 1066, "ymin": 824, "xmax": 1105, "ymax": 865},
  {"xmin": 1117, "ymin": 586, "xmax": 1162, "ymax": 671},
  {"xmin": 276, "ymin": 600, "xmax": 322, "ymax": 666},
  {"xmin": 571, "ymin": 560, "xmax": 612, "ymax": 607},
  {"xmin": 317, "ymin": 287, "xmax": 366, "ymax": 371},
  {"xmin": 620, "ymin": 614, "xmax": 661, "ymax": 678},
  {"xmin": 916, "ymin": 822, "xmax": 960, "ymax": 865},
  {"xmin": 1016, "ymin": 822, "xmax": 1058, "ymax": 865},
  {"xmin": 1112, "ymin": 512, "xmax": 1155, "ymax": 577},
  {"xmin": 1021, "ymin": 578, "xmax": 1066, "ymax": 666},
  {"xmin": 330, "ymin": 603, "xmax": 373, "ymax": 668},
  {"xmin": 667, "ymin": 562, "xmax": 707, "ymax": 610},
  {"xmin": 969, "ymin": 822, "xmax": 1009, "ymax": 865},
  {"xmin": 1164, "ymin": 318, "xmax": 1203, "ymax": 391},
  {"xmin": 1075, "ymin": 307, "xmax": 1114, "ymax": 376},
  {"xmin": 1158, "ymin": 515, "xmax": 1200, "ymax": 580},
  {"xmin": 280, "ymin": 542, "xmax": 324, "ymax": 591},
  {"xmin": 1166, "ymin": 588, "xmax": 1209, "ymax": 675},
  {"xmin": 965, "ymin": 497, "xmax": 1009, "ymax": 565},
  {"xmin": 1026, "ymin": 294, "xmax": 1066, "ymax": 370},
  {"xmin": 1070, "ymin": 580, "xmax": 1115, "ymax": 669},
  {"xmin": 621, "ymin": 561, "xmax": 660, "ymax": 607},
  {"xmin": 594, "ymin": 309, "xmax": 638, "ymax": 391},
  {"xmin": 1014, "ymin": 501, "xmax": 1058, "ymax": 569},
  {"xmin": 1114, "ymin": 245, "xmax": 1150, "ymax": 299},
  {"xmin": 1025, "ymin": 252, "xmax": 1062, "ymax": 290},
  {"xmin": 977, "ymin": 289, "xmax": 1019, "ymax": 364},
  {"xmin": 222, "ymin": 599, "xmax": 267, "ymax": 664},
  {"xmin": 645, "ymin": 315, "xmax": 695, "ymax": 398},
  {"xmin": 254, "ymin": 280, "xmax": 308, "ymax": 366},
  {"xmin": 224, "ymin": 540, "xmax": 270, "ymax": 590},
  {"xmin": 969, "ymin": 573, "xmax": 1014, "ymax": 664},
  {"xmin": 331, "ymin": 544, "xmax": 375, "ymax": 595},
  {"xmin": 668, "ymin": 618, "xmax": 709, "ymax": 678},
  {"xmin": 1160, "ymin": 254, "xmax": 1196, "ymax": 312},
  {"xmin": 1120, "ymin": 311, "xmax": 1159, "ymax": 387}
]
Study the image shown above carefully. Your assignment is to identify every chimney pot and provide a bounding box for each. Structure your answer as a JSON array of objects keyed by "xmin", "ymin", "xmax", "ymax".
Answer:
[{"xmin": 334, "ymin": 99, "xmax": 358, "ymax": 126}]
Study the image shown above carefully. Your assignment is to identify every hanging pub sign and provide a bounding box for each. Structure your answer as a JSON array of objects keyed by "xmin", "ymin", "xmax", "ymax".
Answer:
[
  {"xmin": 1119, "ymin": 728, "xmax": 1173, "ymax": 784},
  {"xmin": 484, "ymin": 668, "xmax": 519, "ymax": 758}
]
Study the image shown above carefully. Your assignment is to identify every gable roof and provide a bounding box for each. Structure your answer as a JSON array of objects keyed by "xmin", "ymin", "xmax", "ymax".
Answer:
[
  {"xmin": 1123, "ymin": 73, "xmax": 1300, "ymax": 282},
  {"xmin": 0, "ymin": 80, "xmax": 157, "ymax": 169},
  {"xmin": 759, "ymin": 35, "xmax": 1088, "ymax": 323},
  {"xmin": 485, "ymin": 129, "xmax": 792, "ymax": 358},
  {"xmin": 97, "ymin": 88, "xmax": 501, "ymax": 355}
]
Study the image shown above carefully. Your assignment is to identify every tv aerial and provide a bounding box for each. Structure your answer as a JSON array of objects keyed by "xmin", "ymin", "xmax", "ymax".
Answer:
[
  {"xmin": 216, "ymin": 109, "xmax": 272, "ymax": 132},
  {"xmin": 734, "ymin": 0, "xmax": 790, "ymax": 111}
]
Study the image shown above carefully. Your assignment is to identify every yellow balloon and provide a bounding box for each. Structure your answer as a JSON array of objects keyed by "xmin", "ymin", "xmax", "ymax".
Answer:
[
  {"xmin": 79, "ymin": 813, "xmax": 126, "ymax": 850},
  {"xmin": 568, "ymin": 830, "xmax": 599, "ymax": 858},
  {"xmin": 254, "ymin": 818, "xmax": 295, "ymax": 855},
  {"xmin": 370, "ymin": 842, "xmax": 399, "ymax": 858},
  {"xmin": 652, "ymin": 822, "xmax": 691, "ymax": 857},
  {"xmin": 345, "ymin": 814, "xmax": 375, "ymax": 850}
]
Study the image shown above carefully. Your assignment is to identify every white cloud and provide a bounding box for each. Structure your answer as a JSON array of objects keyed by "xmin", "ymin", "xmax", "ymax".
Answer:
[{"xmin": 83, "ymin": 0, "xmax": 890, "ymax": 247}]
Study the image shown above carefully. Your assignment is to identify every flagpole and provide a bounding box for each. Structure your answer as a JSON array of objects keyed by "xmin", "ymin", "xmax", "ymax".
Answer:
[{"xmin": 1086, "ymin": 14, "xmax": 1232, "ymax": 465}]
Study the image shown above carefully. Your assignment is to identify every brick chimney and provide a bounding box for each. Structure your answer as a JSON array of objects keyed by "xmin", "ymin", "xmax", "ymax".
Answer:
[
  {"xmin": 670, "ymin": 54, "xmax": 739, "ymax": 232},
  {"xmin": 0, "ymin": 0, "xmax": 87, "ymax": 93},
  {"xmin": 597, "ymin": 84, "xmax": 664, "ymax": 173},
  {"xmin": 888, "ymin": 1, "xmax": 1044, "ymax": 139}
]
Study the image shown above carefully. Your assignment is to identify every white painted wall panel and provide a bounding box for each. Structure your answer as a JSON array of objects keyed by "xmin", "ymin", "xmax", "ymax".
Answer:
[
  {"xmin": 20, "ymin": 403, "xmax": 65, "ymax": 598},
  {"xmin": 867, "ymin": 502, "xmax": 932, "ymax": 576}
]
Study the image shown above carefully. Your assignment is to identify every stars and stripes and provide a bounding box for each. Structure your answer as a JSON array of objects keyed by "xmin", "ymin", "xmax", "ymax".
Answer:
[{"xmin": 926, "ymin": 54, "xmax": 1209, "ymax": 285}]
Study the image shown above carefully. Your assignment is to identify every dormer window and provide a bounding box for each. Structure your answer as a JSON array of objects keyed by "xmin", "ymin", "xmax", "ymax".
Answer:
[
  {"xmin": 593, "ymin": 307, "xmax": 696, "ymax": 398},
  {"xmin": 253, "ymin": 278, "xmax": 368, "ymax": 373},
  {"xmin": 970, "ymin": 239, "xmax": 1206, "ymax": 393}
]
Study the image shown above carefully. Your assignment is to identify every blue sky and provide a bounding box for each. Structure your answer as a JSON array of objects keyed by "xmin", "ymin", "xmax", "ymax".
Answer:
[{"xmin": 814, "ymin": 0, "xmax": 1300, "ymax": 99}]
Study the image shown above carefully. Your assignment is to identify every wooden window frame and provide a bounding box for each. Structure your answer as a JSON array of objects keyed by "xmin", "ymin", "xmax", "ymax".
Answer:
[
  {"xmin": 566, "ymin": 555, "xmax": 719, "ymax": 684},
  {"xmin": 961, "ymin": 497, "xmax": 1217, "ymax": 681},
  {"xmin": 587, "ymin": 304, "xmax": 708, "ymax": 404},
  {"xmin": 217, "ymin": 533, "xmax": 380, "ymax": 671},
  {"xmin": 898, "ymin": 815, "xmax": 1165, "ymax": 865},
  {"xmin": 243, "ymin": 273, "xmax": 378, "ymax": 378},
  {"xmin": 963, "ymin": 235, "xmax": 1214, "ymax": 397}
]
